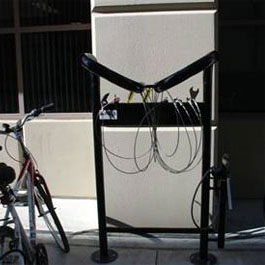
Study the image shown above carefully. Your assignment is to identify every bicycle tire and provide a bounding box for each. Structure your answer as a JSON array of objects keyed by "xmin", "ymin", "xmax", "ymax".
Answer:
[
  {"xmin": 35, "ymin": 243, "xmax": 48, "ymax": 265},
  {"xmin": 34, "ymin": 178, "xmax": 70, "ymax": 253},
  {"xmin": 0, "ymin": 249, "xmax": 26, "ymax": 265}
]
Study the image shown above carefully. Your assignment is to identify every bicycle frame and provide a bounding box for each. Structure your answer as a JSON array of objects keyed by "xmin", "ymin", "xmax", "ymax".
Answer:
[
  {"xmin": 3, "ymin": 130, "xmax": 37, "ymax": 249},
  {"xmin": 16, "ymin": 158, "xmax": 37, "ymax": 246},
  {"xmin": 0, "ymin": 186, "xmax": 35, "ymax": 265},
  {"xmin": 0, "ymin": 103, "xmax": 69, "ymax": 254}
]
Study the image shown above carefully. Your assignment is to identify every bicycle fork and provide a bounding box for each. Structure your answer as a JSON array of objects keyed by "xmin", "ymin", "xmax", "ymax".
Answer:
[{"xmin": 26, "ymin": 170, "xmax": 37, "ymax": 248}]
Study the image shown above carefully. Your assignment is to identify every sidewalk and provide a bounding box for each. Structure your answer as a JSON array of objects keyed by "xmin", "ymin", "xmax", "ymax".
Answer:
[
  {"xmin": 3, "ymin": 198, "xmax": 265, "ymax": 264},
  {"xmin": 44, "ymin": 231, "xmax": 265, "ymax": 265},
  {"xmin": 43, "ymin": 198, "xmax": 265, "ymax": 265}
]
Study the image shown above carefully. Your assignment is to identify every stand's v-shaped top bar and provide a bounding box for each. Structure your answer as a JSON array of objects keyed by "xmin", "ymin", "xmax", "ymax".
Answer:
[
  {"xmin": 154, "ymin": 51, "xmax": 218, "ymax": 92},
  {"xmin": 80, "ymin": 51, "xmax": 218, "ymax": 93},
  {"xmin": 80, "ymin": 53, "xmax": 145, "ymax": 93}
]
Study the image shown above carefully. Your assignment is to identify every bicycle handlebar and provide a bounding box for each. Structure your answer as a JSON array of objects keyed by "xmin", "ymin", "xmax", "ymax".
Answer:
[
  {"xmin": 31, "ymin": 103, "xmax": 54, "ymax": 118},
  {"xmin": 0, "ymin": 103, "xmax": 54, "ymax": 135},
  {"xmin": 81, "ymin": 51, "xmax": 218, "ymax": 94},
  {"xmin": 80, "ymin": 53, "xmax": 145, "ymax": 93}
]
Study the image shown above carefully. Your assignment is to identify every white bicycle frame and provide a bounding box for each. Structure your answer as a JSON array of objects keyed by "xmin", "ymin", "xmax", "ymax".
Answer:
[
  {"xmin": 0, "ymin": 186, "xmax": 35, "ymax": 265},
  {"xmin": 1, "ymin": 139, "xmax": 38, "ymax": 264},
  {"xmin": 0, "ymin": 104, "xmax": 55, "ymax": 263},
  {"xmin": 4, "ymin": 127, "xmax": 38, "ymax": 245}
]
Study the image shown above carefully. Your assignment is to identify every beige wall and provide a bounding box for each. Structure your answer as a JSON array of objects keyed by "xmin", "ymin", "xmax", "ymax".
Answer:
[
  {"xmin": 103, "ymin": 127, "xmax": 216, "ymax": 227},
  {"xmin": 91, "ymin": 0, "xmax": 216, "ymax": 12},
  {"xmin": 23, "ymin": 119, "xmax": 96, "ymax": 198},
  {"xmin": 92, "ymin": 0, "xmax": 217, "ymax": 227},
  {"xmin": 92, "ymin": 0, "xmax": 215, "ymax": 7},
  {"xmin": 0, "ymin": 119, "xmax": 96, "ymax": 198},
  {"xmin": 92, "ymin": 10, "xmax": 217, "ymax": 118},
  {"xmin": 0, "ymin": 121, "xmax": 22, "ymax": 177}
]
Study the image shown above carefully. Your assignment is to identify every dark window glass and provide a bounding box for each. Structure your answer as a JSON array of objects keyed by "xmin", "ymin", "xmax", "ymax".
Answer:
[
  {"xmin": 219, "ymin": 0, "xmax": 265, "ymax": 112},
  {"xmin": 0, "ymin": 35, "xmax": 18, "ymax": 113},
  {"xmin": 22, "ymin": 30, "xmax": 92, "ymax": 112},
  {"xmin": 219, "ymin": 1, "xmax": 265, "ymax": 21},
  {"xmin": 20, "ymin": 0, "xmax": 91, "ymax": 26},
  {"xmin": 0, "ymin": 0, "xmax": 14, "ymax": 27}
]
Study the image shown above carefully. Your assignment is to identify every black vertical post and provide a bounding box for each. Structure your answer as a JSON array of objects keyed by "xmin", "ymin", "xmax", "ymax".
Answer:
[
  {"xmin": 199, "ymin": 66, "xmax": 212, "ymax": 261},
  {"xmin": 190, "ymin": 66, "xmax": 216, "ymax": 265},
  {"xmin": 90, "ymin": 73, "xmax": 118, "ymax": 263},
  {"xmin": 217, "ymin": 177, "xmax": 227, "ymax": 248},
  {"xmin": 217, "ymin": 160, "xmax": 230, "ymax": 249}
]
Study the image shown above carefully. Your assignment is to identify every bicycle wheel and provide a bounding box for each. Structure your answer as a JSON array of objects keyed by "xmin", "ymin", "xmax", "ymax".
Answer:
[
  {"xmin": 0, "ymin": 249, "xmax": 26, "ymax": 265},
  {"xmin": 34, "ymin": 178, "xmax": 70, "ymax": 253},
  {"xmin": 35, "ymin": 243, "xmax": 48, "ymax": 265}
]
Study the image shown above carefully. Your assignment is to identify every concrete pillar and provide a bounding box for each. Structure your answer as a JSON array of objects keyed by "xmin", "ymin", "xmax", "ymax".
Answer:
[{"xmin": 92, "ymin": 0, "xmax": 217, "ymax": 227}]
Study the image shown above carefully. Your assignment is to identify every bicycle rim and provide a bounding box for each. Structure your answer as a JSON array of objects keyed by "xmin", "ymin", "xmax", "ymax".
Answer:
[{"xmin": 34, "ymin": 180, "xmax": 70, "ymax": 253}]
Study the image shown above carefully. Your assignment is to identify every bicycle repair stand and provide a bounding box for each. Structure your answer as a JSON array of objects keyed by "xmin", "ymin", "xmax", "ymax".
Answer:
[{"xmin": 82, "ymin": 51, "xmax": 227, "ymax": 264}]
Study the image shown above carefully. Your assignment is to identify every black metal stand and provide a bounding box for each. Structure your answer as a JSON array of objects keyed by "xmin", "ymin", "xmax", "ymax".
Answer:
[
  {"xmin": 91, "ymin": 250, "xmax": 118, "ymax": 264},
  {"xmin": 217, "ymin": 177, "xmax": 227, "ymax": 249},
  {"xmin": 90, "ymin": 74, "xmax": 118, "ymax": 263},
  {"xmin": 82, "ymin": 51, "xmax": 220, "ymax": 264},
  {"xmin": 216, "ymin": 155, "xmax": 230, "ymax": 249},
  {"xmin": 190, "ymin": 67, "xmax": 216, "ymax": 265},
  {"xmin": 190, "ymin": 253, "xmax": 217, "ymax": 265}
]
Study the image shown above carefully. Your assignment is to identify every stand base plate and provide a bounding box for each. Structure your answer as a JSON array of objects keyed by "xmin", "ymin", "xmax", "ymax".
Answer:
[
  {"xmin": 190, "ymin": 253, "xmax": 217, "ymax": 265},
  {"xmin": 91, "ymin": 249, "xmax": 118, "ymax": 263}
]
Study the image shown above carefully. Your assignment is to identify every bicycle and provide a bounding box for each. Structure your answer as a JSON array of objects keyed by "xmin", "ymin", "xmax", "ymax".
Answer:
[
  {"xmin": 0, "ymin": 162, "xmax": 48, "ymax": 264},
  {"xmin": 0, "ymin": 104, "xmax": 70, "ymax": 254}
]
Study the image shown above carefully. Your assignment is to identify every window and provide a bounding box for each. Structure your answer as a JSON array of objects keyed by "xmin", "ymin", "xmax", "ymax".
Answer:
[
  {"xmin": 0, "ymin": 0, "xmax": 92, "ymax": 114},
  {"xmin": 0, "ymin": 34, "xmax": 18, "ymax": 113},
  {"xmin": 20, "ymin": 0, "xmax": 91, "ymax": 26},
  {"xmin": 0, "ymin": 0, "xmax": 14, "ymax": 28}
]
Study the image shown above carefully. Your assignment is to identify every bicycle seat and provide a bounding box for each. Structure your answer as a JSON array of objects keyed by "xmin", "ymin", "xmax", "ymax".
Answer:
[{"xmin": 0, "ymin": 163, "xmax": 16, "ymax": 187}]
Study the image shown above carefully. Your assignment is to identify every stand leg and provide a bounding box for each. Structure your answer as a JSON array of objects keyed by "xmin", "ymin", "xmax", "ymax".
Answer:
[
  {"xmin": 190, "ymin": 253, "xmax": 217, "ymax": 265},
  {"xmin": 217, "ymin": 179, "xmax": 227, "ymax": 248},
  {"xmin": 191, "ymin": 67, "xmax": 216, "ymax": 265},
  {"xmin": 91, "ymin": 250, "xmax": 118, "ymax": 264},
  {"xmin": 90, "ymin": 74, "xmax": 118, "ymax": 263}
]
